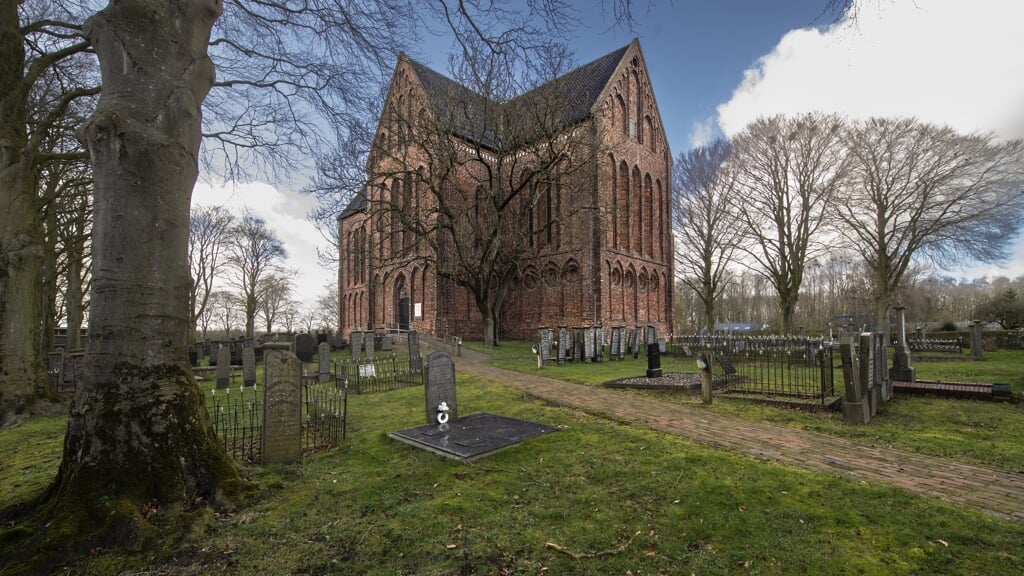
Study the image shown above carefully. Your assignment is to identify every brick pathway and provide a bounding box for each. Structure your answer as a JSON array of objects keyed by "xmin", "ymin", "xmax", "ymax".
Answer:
[{"xmin": 455, "ymin": 351, "xmax": 1024, "ymax": 523}]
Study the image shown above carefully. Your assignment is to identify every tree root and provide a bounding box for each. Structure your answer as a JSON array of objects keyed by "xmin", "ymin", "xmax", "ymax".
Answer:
[{"xmin": 545, "ymin": 530, "xmax": 641, "ymax": 559}]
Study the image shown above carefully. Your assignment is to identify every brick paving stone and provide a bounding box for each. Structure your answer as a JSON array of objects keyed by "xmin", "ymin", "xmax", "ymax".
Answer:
[{"xmin": 457, "ymin": 353, "xmax": 1024, "ymax": 523}]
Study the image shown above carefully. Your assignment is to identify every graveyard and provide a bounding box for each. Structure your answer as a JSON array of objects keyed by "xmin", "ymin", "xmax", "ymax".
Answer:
[{"xmin": 3, "ymin": 331, "xmax": 1024, "ymax": 574}]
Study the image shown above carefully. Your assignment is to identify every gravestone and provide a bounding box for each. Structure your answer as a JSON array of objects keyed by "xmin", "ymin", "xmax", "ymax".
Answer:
[
  {"xmin": 594, "ymin": 327, "xmax": 605, "ymax": 362},
  {"xmin": 840, "ymin": 338, "xmax": 870, "ymax": 425},
  {"xmin": 318, "ymin": 341, "xmax": 332, "ymax": 383},
  {"xmin": 970, "ymin": 320, "xmax": 984, "ymax": 360},
  {"xmin": 408, "ymin": 330, "xmax": 422, "ymax": 373},
  {"xmin": 859, "ymin": 333, "xmax": 878, "ymax": 417},
  {"xmin": 263, "ymin": 348, "xmax": 303, "ymax": 464},
  {"xmin": 557, "ymin": 326, "xmax": 569, "ymax": 365},
  {"xmin": 215, "ymin": 345, "xmax": 231, "ymax": 389},
  {"xmin": 424, "ymin": 351, "xmax": 457, "ymax": 426},
  {"xmin": 381, "ymin": 334, "xmax": 394, "ymax": 352},
  {"xmin": 625, "ymin": 327, "xmax": 636, "ymax": 359},
  {"xmin": 295, "ymin": 333, "xmax": 315, "ymax": 363},
  {"xmin": 208, "ymin": 343, "xmax": 218, "ymax": 367},
  {"xmin": 538, "ymin": 328, "xmax": 553, "ymax": 365},
  {"xmin": 188, "ymin": 345, "xmax": 198, "ymax": 367},
  {"xmin": 583, "ymin": 327, "xmax": 595, "ymax": 363},
  {"xmin": 364, "ymin": 331, "xmax": 375, "ymax": 359},
  {"xmin": 350, "ymin": 331, "xmax": 364, "ymax": 362},
  {"xmin": 610, "ymin": 327, "xmax": 622, "ymax": 361},
  {"xmin": 646, "ymin": 342, "xmax": 662, "ymax": 378},
  {"xmin": 889, "ymin": 304, "xmax": 915, "ymax": 382},
  {"xmin": 242, "ymin": 346, "xmax": 256, "ymax": 387},
  {"xmin": 658, "ymin": 338, "xmax": 667, "ymax": 354}
]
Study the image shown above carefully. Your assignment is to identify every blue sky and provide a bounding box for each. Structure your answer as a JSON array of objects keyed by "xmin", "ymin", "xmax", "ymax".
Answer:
[{"xmin": 195, "ymin": 0, "xmax": 1024, "ymax": 308}]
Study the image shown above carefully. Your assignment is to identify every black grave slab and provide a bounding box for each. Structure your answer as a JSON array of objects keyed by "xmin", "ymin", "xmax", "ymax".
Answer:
[{"xmin": 389, "ymin": 413, "xmax": 558, "ymax": 461}]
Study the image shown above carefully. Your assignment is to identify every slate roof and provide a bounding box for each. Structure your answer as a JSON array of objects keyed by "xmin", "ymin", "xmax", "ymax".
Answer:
[
  {"xmin": 406, "ymin": 42, "xmax": 631, "ymax": 149},
  {"xmin": 339, "ymin": 191, "xmax": 367, "ymax": 219}
]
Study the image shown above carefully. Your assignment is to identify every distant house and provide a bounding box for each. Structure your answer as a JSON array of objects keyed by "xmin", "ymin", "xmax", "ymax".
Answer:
[{"xmin": 338, "ymin": 39, "xmax": 673, "ymax": 340}]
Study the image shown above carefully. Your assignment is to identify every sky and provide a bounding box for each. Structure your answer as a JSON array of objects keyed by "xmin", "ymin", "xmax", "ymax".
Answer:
[{"xmin": 192, "ymin": 0, "xmax": 1024, "ymax": 309}]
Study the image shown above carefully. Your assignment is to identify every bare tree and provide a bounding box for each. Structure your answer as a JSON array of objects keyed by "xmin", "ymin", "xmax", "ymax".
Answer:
[
  {"xmin": 315, "ymin": 280, "xmax": 340, "ymax": 332},
  {"xmin": 835, "ymin": 117, "xmax": 1024, "ymax": 332},
  {"xmin": 226, "ymin": 212, "xmax": 287, "ymax": 340},
  {"xmin": 210, "ymin": 290, "xmax": 241, "ymax": 339},
  {"xmin": 189, "ymin": 205, "xmax": 235, "ymax": 340},
  {"xmin": 730, "ymin": 113, "xmax": 848, "ymax": 333},
  {"xmin": 672, "ymin": 140, "xmax": 742, "ymax": 331},
  {"xmin": 0, "ymin": 0, "xmax": 97, "ymax": 422},
  {"xmin": 258, "ymin": 272, "xmax": 296, "ymax": 335}
]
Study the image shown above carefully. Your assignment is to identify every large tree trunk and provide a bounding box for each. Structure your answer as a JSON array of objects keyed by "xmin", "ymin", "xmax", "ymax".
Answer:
[
  {"xmin": 50, "ymin": 0, "xmax": 238, "ymax": 550},
  {"xmin": 0, "ymin": 0, "xmax": 46, "ymax": 425}
]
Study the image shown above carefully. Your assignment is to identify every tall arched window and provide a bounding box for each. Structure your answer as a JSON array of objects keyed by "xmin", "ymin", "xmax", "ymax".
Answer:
[
  {"xmin": 619, "ymin": 161, "xmax": 630, "ymax": 250},
  {"xmin": 631, "ymin": 165, "xmax": 641, "ymax": 253},
  {"xmin": 644, "ymin": 173, "xmax": 654, "ymax": 257}
]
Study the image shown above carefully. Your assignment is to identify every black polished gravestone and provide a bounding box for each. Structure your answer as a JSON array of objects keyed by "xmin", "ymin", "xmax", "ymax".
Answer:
[
  {"xmin": 646, "ymin": 342, "xmax": 662, "ymax": 378},
  {"xmin": 294, "ymin": 333, "xmax": 315, "ymax": 363},
  {"xmin": 389, "ymin": 413, "xmax": 559, "ymax": 462}
]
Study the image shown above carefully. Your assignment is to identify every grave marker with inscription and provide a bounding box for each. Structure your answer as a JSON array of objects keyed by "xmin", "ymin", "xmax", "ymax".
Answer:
[
  {"xmin": 350, "ymin": 331, "xmax": 364, "ymax": 362},
  {"xmin": 242, "ymin": 346, "xmax": 256, "ymax": 387},
  {"xmin": 215, "ymin": 345, "xmax": 231, "ymax": 389},
  {"xmin": 557, "ymin": 326, "xmax": 569, "ymax": 365},
  {"xmin": 263, "ymin": 348, "xmax": 303, "ymax": 464},
  {"xmin": 408, "ymin": 330, "xmax": 422, "ymax": 373},
  {"xmin": 594, "ymin": 326, "xmax": 605, "ymax": 362},
  {"xmin": 538, "ymin": 328, "xmax": 553, "ymax": 365},
  {"xmin": 424, "ymin": 351, "xmax": 457, "ymax": 426},
  {"xmin": 318, "ymin": 342, "xmax": 332, "ymax": 383},
  {"xmin": 583, "ymin": 327, "xmax": 595, "ymax": 363}
]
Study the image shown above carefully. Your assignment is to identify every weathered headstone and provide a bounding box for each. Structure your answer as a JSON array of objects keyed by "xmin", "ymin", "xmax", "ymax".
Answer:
[
  {"xmin": 364, "ymin": 331, "xmax": 375, "ymax": 359},
  {"xmin": 970, "ymin": 320, "xmax": 984, "ymax": 360},
  {"xmin": 380, "ymin": 334, "xmax": 394, "ymax": 352},
  {"xmin": 242, "ymin": 346, "xmax": 256, "ymax": 387},
  {"xmin": 295, "ymin": 333, "xmax": 315, "ymax": 363},
  {"xmin": 215, "ymin": 345, "xmax": 231, "ymax": 389},
  {"xmin": 840, "ymin": 338, "xmax": 870, "ymax": 425},
  {"xmin": 208, "ymin": 342, "xmax": 218, "ymax": 367},
  {"xmin": 658, "ymin": 338, "xmax": 667, "ymax": 354},
  {"xmin": 557, "ymin": 326, "xmax": 569, "ymax": 365},
  {"xmin": 610, "ymin": 327, "xmax": 622, "ymax": 361},
  {"xmin": 188, "ymin": 345, "xmax": 198, "ymax": 367},
  {"xmin": 318, "ymin": 341, "xmax": 332, "ymax": 383},
  {"xmin": 538, "ymin": 328, "xmax": 553, "ymax": 365},
  {"xmin": 859, "ymin": 333, "xmax": 878, "ymax": 418},
  {"xmin": 263, "ymin": 348, "xmax": 303, "ymax": 464},
  {"xmin": 350, "ymin": 331, "xmax": 364, "ymax": 362},
  {"xmin": 424, "ymin": 351, "xmax": 457, "ymax": 426},
  {"xmin": 633, "ymin": 326, "xmax": 643, "ymax": 359},
  {"xmin": 583, "ymin": 327, "xmax": 595, "ymax": 363},
  {"xmin": 408, "ymin": 330, "xmax": 422, "ymax": 373},
  {"xmin": 572, "ymin": 328, "xmax": 584, "ymax": 362},
  {"xmin": 594, "ymin": 326, "xmax": 605, "ymax": 362}
]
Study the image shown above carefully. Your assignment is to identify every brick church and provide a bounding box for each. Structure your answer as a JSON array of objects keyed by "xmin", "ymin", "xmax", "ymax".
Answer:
[{"xmin": 338, "ymin": 39, "xmax": 673, "ymax": 342}]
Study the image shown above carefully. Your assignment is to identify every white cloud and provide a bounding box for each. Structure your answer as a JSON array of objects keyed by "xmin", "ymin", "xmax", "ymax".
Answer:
[
  {"xmin": 715, "ymin": 0, "xmax": 1024, "ymax": 278},
  {"xmin": 717, "ymin": 0, "xmax": 1024, "ymax": 140},
  {"xmin": 192, "ymin": 182, "xmax": 335, "ymax": 309},
  {"xmin": 688, "ymin": 117, "xmax": 717, "ymax": 149}
]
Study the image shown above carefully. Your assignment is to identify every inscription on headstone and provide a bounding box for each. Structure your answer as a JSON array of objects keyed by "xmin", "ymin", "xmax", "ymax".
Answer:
[
  {"xmin": 634, "ymin": 326, "xmax": 643, "ymax": 358},
  {"xmin": 538, "ymin": 328, "xmax": 552, "ymax": 365},
  {"xmin": 610, "ymin": 327, "xmax": 622, "ymax": 361},
  {"xmin": 573, "ymin": 328, "xmax": 585, "ymax": 362},
  {"xmin": 318, "ymin": 342, "xmax": 332, "ymax": 383},
  {"xmin": 557, "ymin": 326, "xmax": 569, "ymax": 365},
  {"xmin": 350, "ymin": 331, "xmax": 364, "ymax": 362},
  {"xmin": 583, "ymin": 327, "xmax": 595, "ymax": 363},
  {"xmin": 242, "ymin": 346, "xmax": 256, "ymax": 387},
  {"xmin": 381, "ymin": 334, "xmax": 394, "ymax": 352},
  {"xmin": 594, "ymin": 327, "xmax": 605, "ymax": 362},
  {"xmin": 365, "ymin": 331, "xmax": 375, "ymax": 359},
  {"xmin": 294, "ymin": 333, "xmax": 315, "ymax": 363},
  {"xmin": 263, "ymin": 349, "xmax": 303, "ymax": 464},
  {"xmin": 215, "ymin": 345, "xmax": 231, "ymax": 389},
  {"xmin": 424, "ymin": 351, "xmax": 457, "ymax": 426},
  {"xmin": 408, "ymin": 330, "xmax": 422, "ymax": 373}
]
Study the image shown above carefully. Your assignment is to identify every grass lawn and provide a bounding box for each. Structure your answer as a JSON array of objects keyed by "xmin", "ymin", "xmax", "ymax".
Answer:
[{"xmin": 2, "ymin": 346, "xmax": 1023, "ymax": 574}]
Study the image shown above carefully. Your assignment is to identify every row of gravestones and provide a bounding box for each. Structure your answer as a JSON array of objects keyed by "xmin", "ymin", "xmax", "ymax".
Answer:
[
  {"xmin": 348, "ymin": 331, "xmax": 397, "ymax": 362},
  {"xmin": 210, "ymin": 334, "xmax": 334, "ymax": 389},
  {"xmin": 537, "ymin": 325, "xmax": 664, "ymax": 366}
]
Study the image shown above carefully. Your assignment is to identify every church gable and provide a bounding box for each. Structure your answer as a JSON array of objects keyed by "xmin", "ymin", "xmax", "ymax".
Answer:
[{"xmin": 593, "ymin": 39, "xmax": 668, "ymax": 155}]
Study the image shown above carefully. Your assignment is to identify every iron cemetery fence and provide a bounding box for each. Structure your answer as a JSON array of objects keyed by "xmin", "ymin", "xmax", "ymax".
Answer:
[
  {"xmin": 334, "ymin": 353, "xmax": 425, "ymax": 394},
  {"xmin": 674, "ymin": 335, "xmax": 837, "ymax": 403},
  {"xmin": 205, "ymin": 371, "xmax": 349, "ymax": 465}
]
